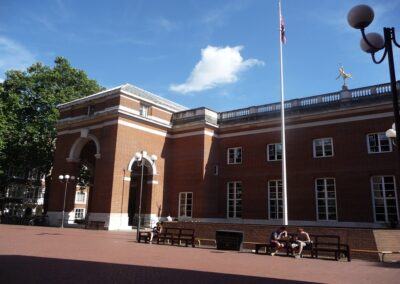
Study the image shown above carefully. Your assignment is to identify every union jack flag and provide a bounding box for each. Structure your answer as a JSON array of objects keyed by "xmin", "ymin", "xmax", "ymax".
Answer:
[{"xmin": 280, "ymin": 15, "xmax": 286, "ymax": 44}]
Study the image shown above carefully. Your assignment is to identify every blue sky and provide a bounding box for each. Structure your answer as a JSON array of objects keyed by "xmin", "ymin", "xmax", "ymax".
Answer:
[{"xmin": 1, "ymin": 0, "xmax": 399, "ymax": 112}]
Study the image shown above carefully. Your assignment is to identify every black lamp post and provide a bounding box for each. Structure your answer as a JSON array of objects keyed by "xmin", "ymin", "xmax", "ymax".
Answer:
[
  {"xmin": 347, "ymin": 4, "xmax": 400, "ymax": 160},
  {"xmin": 58, "ymin": 174, "xmax": 75, "ymax": 228}
]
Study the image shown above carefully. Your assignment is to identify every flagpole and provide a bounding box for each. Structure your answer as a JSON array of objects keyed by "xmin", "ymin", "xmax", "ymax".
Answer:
[{"xmin": 279, "ymin": 0, "xmax": 288, "ymax": 226}]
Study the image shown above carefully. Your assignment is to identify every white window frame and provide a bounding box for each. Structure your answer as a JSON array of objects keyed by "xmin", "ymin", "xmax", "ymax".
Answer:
[
  {"xmin": 74, "ymin": 208, "xmax": 85, "ymax": 220},
  {"xmin": 227, "ymin": 147, "xmax": 242, "ymax": 164},
  {"xmin": 315, "ymin": 178, "xmax": 337, "ymax": 221},
  {"xmin": 139, "ymin": 104, "xmax": 149, "ymax": 117},
  {"xmin": 267, "ymin": 143, "xmax": 282, "ymax": 161},
  {"xmin": 178, "ymin": 192, "xmax": 193, "ymax": 218},
  {"xmin": 313, "ymin": 137, "xmax": 334, "ymax": 158},
  {"xmin": 367, "ymin": 132, "xmax": 392, "ymax": 154},
  {"xmin": 268, "ymin": 180, "xmax": 283, "ymax": 219},
  {"xmin": 227, "ymin": 181, "xmax": 242, "ymax": 218},
  {"xmin": 371, "ymin": 176, "xmax": 399, "ymax": 223},
  {"xmin": 75, "ymin": 191, "xmax": 87, "ymax": 204}
]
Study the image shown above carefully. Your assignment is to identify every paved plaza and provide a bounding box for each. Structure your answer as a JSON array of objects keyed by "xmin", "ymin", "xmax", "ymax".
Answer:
[{"xmin": 0, "ymin": 225, "xmax": 399, "ymax": 283}]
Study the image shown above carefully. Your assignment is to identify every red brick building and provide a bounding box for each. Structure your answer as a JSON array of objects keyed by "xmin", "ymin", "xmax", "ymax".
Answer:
[{"xmin": 47, "ymin": 82, "xmax": 400, "ymax": 230}]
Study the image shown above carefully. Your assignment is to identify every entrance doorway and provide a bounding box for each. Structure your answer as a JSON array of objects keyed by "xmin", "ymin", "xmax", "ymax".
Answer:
[
  {"xmin": 75, "ymin": 141, "xmax": 96, "ymax": 225},
  {"xmin": 128, "ymin": 163, "xmax": 152, "ymax": 226}
]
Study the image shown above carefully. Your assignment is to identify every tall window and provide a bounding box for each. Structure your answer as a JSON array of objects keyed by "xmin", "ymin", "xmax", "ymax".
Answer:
[
  {"xmin": 140, "ymin": 104, "xmax": 149, "ymax": 117},
  {"xmin": 74, "ymin": 208, "xmax": 85, "ymax": 220},
  {"xmin": 227, "ymin": 147, "xmax": 242, "ymax": 164},
  {"xmin": 313, "ymin": 138, "xmax": 333, "ymax": 158},
  {"xmin": 268, "ymin": 180, "xmax": 283, "ymax": 219},
  {"xmin": 371, "ymin": 176, "xmax": 399, "ymax": 223},
  {"xmin": 227, "ymin": 182, "xmax": 242, "ymax": 218},
  {"xmin": 87, "ymin": 105, "xmax": 96, "ymax": 116},
  {"xmin": 75, "ymin": 191, "xmax": 86, "ymax": 204},
  {"xmin": 179, "ymin": 192, "xmax": 193, "ymax": 218},
  {"xmin": 315, "ymin": 178, "xmax": 337, "ymax": 221},
  {"xmin": 267, "ymin": 144, "xmax": 282, "ymax": 161},
  {"xmin": 367, "ymin": 133, "xmax": 392, "ymax": 153}
]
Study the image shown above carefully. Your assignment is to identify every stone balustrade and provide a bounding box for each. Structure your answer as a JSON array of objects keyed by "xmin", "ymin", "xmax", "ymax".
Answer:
[{"xmin": 172, "ymin": 82, "xmax": 397, "ymax": 125}]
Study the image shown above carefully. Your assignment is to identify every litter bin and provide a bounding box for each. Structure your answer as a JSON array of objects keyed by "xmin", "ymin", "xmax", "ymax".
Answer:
[{"xmin": 215, "ymin": 230, "xmax": 244, "ymax": 251}]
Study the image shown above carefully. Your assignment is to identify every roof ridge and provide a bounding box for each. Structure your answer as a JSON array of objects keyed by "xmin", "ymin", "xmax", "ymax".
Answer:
[{"xmin": 121, "ymin": 83, "xmax": 187, "ymax": 111}]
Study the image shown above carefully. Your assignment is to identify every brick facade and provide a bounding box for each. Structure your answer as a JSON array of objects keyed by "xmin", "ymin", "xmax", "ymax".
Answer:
[{"xmin": 47, "ymin": 83, "xmax": 400, "ymax": 231}]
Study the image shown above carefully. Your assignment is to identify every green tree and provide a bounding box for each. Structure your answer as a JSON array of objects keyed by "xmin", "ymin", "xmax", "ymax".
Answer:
[{"xmin": 0, "ymin": 57, "xmax": 103, "ymax": 191}]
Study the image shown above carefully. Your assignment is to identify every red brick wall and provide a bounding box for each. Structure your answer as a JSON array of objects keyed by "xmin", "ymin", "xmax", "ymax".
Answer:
[
  {"xmin": 120, "ymin": 95, "xmax": 140, "ymax": 112},
  {"xmin": 110, "ymin": 118, "xmax": 168, "ymax": 215},
  {"xmin": 165, "ymin": 133, "xmax": 205, "ymax": 217},
  {"xmin": 152, "ymin": 107, "xmax": 172, "ymax": 122},
  {"xmin": 48, "ymin": 132, "xmax": 81, "ymax": 213}
]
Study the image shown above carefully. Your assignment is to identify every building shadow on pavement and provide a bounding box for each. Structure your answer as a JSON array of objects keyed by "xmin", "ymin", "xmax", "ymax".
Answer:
[{"xmin": 0, "ymin": 255, "xmax": 317, "ymax": 284}]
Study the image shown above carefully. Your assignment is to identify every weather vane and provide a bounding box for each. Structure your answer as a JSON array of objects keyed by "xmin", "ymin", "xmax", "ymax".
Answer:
[{"xmin": 336, "ymin": 64, "xmax": 352, "ymax": 89}]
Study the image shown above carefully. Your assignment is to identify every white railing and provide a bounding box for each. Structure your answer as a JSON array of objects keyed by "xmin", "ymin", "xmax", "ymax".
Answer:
[{"xmin": 172, "ymin": 82, "xmax": 394, "ymax": 123}]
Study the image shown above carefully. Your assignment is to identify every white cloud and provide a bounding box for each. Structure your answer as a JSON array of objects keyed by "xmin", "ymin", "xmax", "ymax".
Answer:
[
  {"xmin": 0, "ymin": 36, "xmax": 35, "ymax": 75},
  {"xmin": 170, "ymin": 45, "xmax": 263, "ymax": 94}
]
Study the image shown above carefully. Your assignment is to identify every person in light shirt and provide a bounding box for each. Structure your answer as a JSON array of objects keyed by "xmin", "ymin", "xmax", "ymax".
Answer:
[{"xmin": 294, "ymin": 227, "xmax": 311, "ymax": 258}]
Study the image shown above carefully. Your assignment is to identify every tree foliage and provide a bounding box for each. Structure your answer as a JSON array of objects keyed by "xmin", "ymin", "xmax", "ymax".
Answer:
[{"xmin": 0, "ymin": 57, "xmax": 103, "ymax": 182}]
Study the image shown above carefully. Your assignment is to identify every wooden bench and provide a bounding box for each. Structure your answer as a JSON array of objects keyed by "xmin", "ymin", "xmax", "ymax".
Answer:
[
  {"xmin": 138, "ymin": 231, "xmax": 152, "ymax": 243},
  {"xmin": 312, "ymin": 235, "xmax": 351, "ymax": 261},
  {"xmin": 172, "ymin": 228, "xmax": 195, "ymax": 247},
  {"xmin": 157, "ymin": 227, "xmax": 195, "ymax": 247},
  {"xmin": 251, "ymin": 233, "xmax": 298, "ymax": 256},
  {"xmin": 286, "ymin": 238, "xmax": 314, "ymax": 258},
  {"xmin": 86, "ymin": 221, "xmax": 106, "ymax": 230},
  {"xmin": 254, "ymin": 243, "xmax": 273, "ymax": 254},
  {"xmin": 157, "ymin": 227, "xmax": 180, "ymax": 245}
]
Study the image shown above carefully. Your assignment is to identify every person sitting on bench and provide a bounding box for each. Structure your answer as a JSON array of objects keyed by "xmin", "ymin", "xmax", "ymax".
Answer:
[
  {"xmin": 294, "ymin": 227, "xmax": 311, "ymax": 258},
  {"xmin": 150, "ymin": 222, "xmax": 162, "ymax": 244},
  {"xmin": 269, "ymin": 226, "xmax": 288, "ymax": 255}
]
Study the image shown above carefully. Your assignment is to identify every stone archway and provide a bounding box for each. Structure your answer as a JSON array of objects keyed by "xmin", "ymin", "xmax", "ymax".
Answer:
[
  {"xmin": 127, "ymin": 155, "xmax": 157, "ymax": 227},
  {"xmin": 66, "ymin": 130, "xmax": 100, "ymax": 225},
  {"xmin": 67, "ymin": 131, "xmax": 101, "ymax": 163}
]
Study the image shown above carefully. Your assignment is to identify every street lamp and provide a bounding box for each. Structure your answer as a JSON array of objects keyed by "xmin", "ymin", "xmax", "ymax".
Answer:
[
  {"xmin": 134, "ymin": 151, "xmax": 157, "ymax": 241},
  {"xmin": 58, "ymin": 174, "xmax": 75, "ymax": 228},
  {"xmin": 386, "ymin": 123, "xmax": 397, "ymax": 146},
  {"xmin": 347, "ymin": 4, "xmax": 400, "ymax": 161}
]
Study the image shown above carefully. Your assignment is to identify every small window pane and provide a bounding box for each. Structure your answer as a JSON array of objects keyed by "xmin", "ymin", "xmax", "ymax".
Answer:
[{"xmin": 368, "ymin": 133, "xmax": 391, "ymax": 153}]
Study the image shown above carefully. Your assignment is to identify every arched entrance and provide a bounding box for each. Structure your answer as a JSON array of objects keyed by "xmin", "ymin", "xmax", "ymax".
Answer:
[
  {"xmin": 128, "ymin": 154, "xmax": 156, "ymax": 227},
  {"xmin": 76, "ymin": 141, "xmax": 96, "ymax": 225},
  {"xmin": 66, "ymin": 131, "xmax": 100, "ymax": 226}
]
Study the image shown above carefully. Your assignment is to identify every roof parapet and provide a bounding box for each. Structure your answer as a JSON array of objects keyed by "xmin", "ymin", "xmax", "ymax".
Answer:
[{"xmin": 172, "ymin": 82, "xmax": 397, "ymax": 124}]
